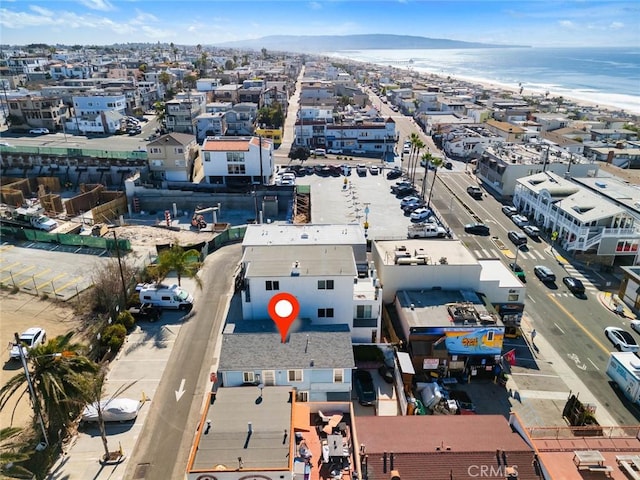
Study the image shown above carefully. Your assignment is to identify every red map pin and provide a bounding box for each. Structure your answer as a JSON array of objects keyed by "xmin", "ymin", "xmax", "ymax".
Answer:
[{"xmin": 268, "ymin": 292, "xmax": 300, "ymax": 343}]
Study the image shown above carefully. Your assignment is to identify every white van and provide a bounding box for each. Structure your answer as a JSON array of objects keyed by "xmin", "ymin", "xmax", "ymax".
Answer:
[{"xmin": 136, "ymin": 283, "xmax": 194, "ymax": 310}]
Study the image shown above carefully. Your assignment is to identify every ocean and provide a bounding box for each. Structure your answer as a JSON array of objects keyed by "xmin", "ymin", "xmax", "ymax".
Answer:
[{"xmin": 324, "ymin": 47, "xmax": 640, "ymax": 115}]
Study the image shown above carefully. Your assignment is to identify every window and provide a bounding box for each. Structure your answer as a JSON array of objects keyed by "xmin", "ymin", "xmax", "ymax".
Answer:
[
  {"xmin": 243, "ymin": 372, "xmax": 255, "ymax": 383},
  {"xmin": 226, "ymin": 152, "xmax": 245, "ymax": 162},
  {"xmin": 161, "ymin": 296, "xmax": 170, "ymax": 301},
  {"xmin": 228, "ymin": 164, "xmax": 246, "ymax": 175},
  {"xmin": 175, "ymin": 160, "xmax": 186, "ymax": 167},
  {"xmin": 318, "ymin": 308, "xmax": 334, "ymax": 318},
  {"xmin": 356, "ymin": 305, "xmax": 372, "ymax": 319},
  {"xmin": 204, "ymin": 152, "xmax": 210, "ymax": 162},
  {"xmin": 288, "ymin": 370, "xmax": 303, "ymax": 382},
  {"xmin": 486, "ymin": 331, "xmax": 494, "ymax": 342},
  {"xmin": 507, "ymin": 293, "xmax": 519, "ymax": 302},
  {"xmin": 149, "ymin": 147, "xmax": 161, "ymax": 154},
  {"xmin": 333, "ymin": 369, "xmax": 343, "ymax": 383},
  {"xmin": 266, "ymin": 280, "xmax": 280, "ymax": 291},
  {"xmin": 297, "ymin": 391, "xmax": 309, "ymax": 402},
  {"xmin": 317, "ymin": 280, "xmax": 334, "ymax": 290},
  {"xmin": 151, "ymin": 160, "xmax": 163, "ymax": 167},
  {"xmin": 174, "ymin": 147, "xmax": 184, "ymax": 154}
]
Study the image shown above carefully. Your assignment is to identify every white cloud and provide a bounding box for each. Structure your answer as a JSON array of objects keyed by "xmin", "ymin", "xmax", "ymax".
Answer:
[
  {"xmin": 609, "ymin": 21, "xmax": 624, "ymax": 30},
  {"xmin": 29, "ymin": 5, "xmax": 54, "ymax": 17},
  {"xmin": 558, "ymin": 20, "xmax": 575, "ymax": 28},
  {"xmin": 77, "ymin": 0, "xmax": 115, "ymax": 12},
  {"xmin": 309, "ymin": 2, "xmax": 322, "ymax": 10}
]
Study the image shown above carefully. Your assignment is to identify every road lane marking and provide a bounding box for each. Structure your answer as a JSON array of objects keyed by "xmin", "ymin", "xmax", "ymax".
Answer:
[
  {"xmin": 53, "ymin": 276, "xmax": 84, "ymax": 293},
  {"xmin": 0, "ymin": 261, "xmax": 21, "ymax": 272},
  {"xmin": 510, "ymin": 372, "xmax": 561, "ymax": 378},
  {"xmin": 588, "ymin": 358, "xmax": 600, "ymax": 371},
  {"xmin": 548, "ymin": 294, "xmax": 609, "ymax": 355},
  {"xmin": 553, "ymin": 322, "xmax": 566, "ymax": 334}
]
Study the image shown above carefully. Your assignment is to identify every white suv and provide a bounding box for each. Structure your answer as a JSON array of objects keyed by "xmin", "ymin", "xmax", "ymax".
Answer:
[{"xmin": 10, "ymin": 327, "xmax": 47, "ymax": 360}]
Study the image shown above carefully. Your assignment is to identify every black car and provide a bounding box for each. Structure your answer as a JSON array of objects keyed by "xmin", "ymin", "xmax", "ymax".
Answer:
[
  {"xmin": 509, "ymin": 263, "xmax": 526, "ymax": 282},
  {"xmin": 534, "ymin": 265, "xmax": 556, "ymax": 282},
  {"xmin": 128, "ymin": 303, "xmax": 161, "ymax": 322},
  {"xmin": 386, "ymin": 169, "xmax": 403, "ymax": 180},
  {"xmin": 464, "ymin": 223, "xmax": 490, "ymax": 235},
  {"xmin": 354, "ymin": 370, "xmax": 376, "ymax": 406},
  {"xmin": 563, "ymin": 276, "xmax": 586, "ymax": 295}
]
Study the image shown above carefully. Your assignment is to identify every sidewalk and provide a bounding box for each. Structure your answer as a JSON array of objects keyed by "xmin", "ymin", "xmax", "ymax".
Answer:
[
  {"xmin": 46, "ymin": 274, "xmax": 199, "ymax": 480},
  {"xmin": 506, "ymin": 314, "xmax": 619, "ymax": 428}
]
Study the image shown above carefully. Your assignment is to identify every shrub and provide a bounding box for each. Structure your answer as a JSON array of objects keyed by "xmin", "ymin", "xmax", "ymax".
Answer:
[
  {"xmin": 116, "ymin": 310, "xmax": 135, "ymax": 330},
  {"xmin": 101, "ymin": 323, "xmax": 127, "ymax": 352}
]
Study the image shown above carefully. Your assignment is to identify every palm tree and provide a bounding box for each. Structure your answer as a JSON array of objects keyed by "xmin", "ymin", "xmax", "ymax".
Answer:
[
  {"xmin": 153, "ymin": 101, "xmax": 166, "ymax": 126},
  {"xmin": 0, "ymin": 334, "xmax": 99, "ymax": 444},
  {"xmin": 0, "ymin": 427, "xmax": 33, "ymax": 478},
  {"xmin": 426, "ymin": 156, "xmax": 443, "ymax": 209},
  {"xmin": 149, "ymin": 242, "xmax": 202, "ymax": 288},
  {"xmin": 406, "ymin": 132, "xmax": 420, "ymax": 178},
  {"xmin": 410, "ymin": 136, "xmax": 425, "ymax": 185},
  {"xmin": 75, "ymin": 367, "xmax": 137, "ymax": 462}
]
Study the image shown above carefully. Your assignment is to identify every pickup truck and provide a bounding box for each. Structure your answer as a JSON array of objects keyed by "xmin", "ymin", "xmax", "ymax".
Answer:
[{"xmin": 408, "ymin": 223, "xmax": 447, "ymax": 238}]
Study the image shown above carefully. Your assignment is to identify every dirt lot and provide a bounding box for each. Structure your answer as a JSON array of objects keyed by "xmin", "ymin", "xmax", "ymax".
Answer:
[{"xmin": 0, "ymin": 291, "xmax": 85, "ymax": 431}]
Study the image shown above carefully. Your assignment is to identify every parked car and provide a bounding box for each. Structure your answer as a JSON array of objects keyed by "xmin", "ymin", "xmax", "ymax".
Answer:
[
  {"xmin": 395, "ymin": 186, "xmax": 417, "ymax": 198},
  {"xmin": 509, "ymin": 263, "xmax": 526, "ymax": 281},
  {"xmin": 604, "ymin": 327, "xmax": 640, "ymax": 352},
  {"xmin": 313, "ymin": 148, "xmax": 326, "ymax": 157},
  {"xmin": 502, "ymin": 206, "xmax": 517, "ymax": 217},
  {"xmin": 403, "ymin": 145, "xmax": 411, "ymax": 154},
  {"xmin": 630, "ymin": 320, "xmax": 640, "ymax": 334},
  {"xmin": 356, "ymin": 164, "xmax": 368, "ymax": 176},
  {"xmin": 29, "ymin": 128, "xmax": 49, "ymax": 134},
  {"xmin": 128, "ymin": 303, "xmax": 162, "ymax": 322},
  {"xmin": 563, "ymin": 276, "xmax": 586, "ymax": 295},
  {"xmin": 534, "ymin": 265, "xmax": 556, "ymax": 282},
  {"xmin": 386, "ymin": 168, "xmax": 402, "ymax": 180},
  {"xmin": 369, "ymin": 165, "xmax": 380, "ymax": 175},
  {"xmin": 523, "ymin": 225, "xmax": 541, "ymax": 239},
  {"xmin": 508, "ymin": 230, "xmax": 528, "ymax": 247},
  {"xmin": 81, "ymin": 398, "xmax": 141, "ymax": 422},
  {"xmin": 400, "ymin": 196, "xmax": 421, "ymax": 207},
  {"xmin": 443, "ymin": 161, "xmax": 453, "ymax": 170},
  {"xmin": 10, "ymin": 327, "xmax": 47, "ymax": 360},
  {"xmin": 327, "ymin": 148, "xmax": 343, "ymax": 154},
  {"xmin": 401, "ymin": 200, "xmax": 425, "ymax": 213},
  {"xmin": 391, "ymin": 181, "xmax": 413, "ymax": 193},
  {"xmin": 511, "ymin": 215, "xmax": 529, "ymax": 228},
  {"xmin": 354, "ymin": 370, "xmax": 376, "ymax": 406},
  {"xmin": 464, "ymin": 223, "xmax": 490, "ymax": 235},
  {"xmin": 410, "ymin": 207, "xmax": 433, "ymax": 223}
]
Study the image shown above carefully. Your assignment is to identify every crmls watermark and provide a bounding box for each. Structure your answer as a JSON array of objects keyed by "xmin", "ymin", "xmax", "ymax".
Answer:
[{"xmin": 467, "ymin": 465, "xmax": 518, "ymax": 477}]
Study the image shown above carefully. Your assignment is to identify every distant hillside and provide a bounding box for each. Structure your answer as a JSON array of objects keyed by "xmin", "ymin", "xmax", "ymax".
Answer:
[{"xmin": 215, "ymin": 34, "xmax": 526, "ymax": 53}]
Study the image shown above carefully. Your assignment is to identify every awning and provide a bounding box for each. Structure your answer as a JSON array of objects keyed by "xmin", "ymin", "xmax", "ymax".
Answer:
[{"xmin": 292, "ymin": 402, "xmax": 311, "ymax": 431}]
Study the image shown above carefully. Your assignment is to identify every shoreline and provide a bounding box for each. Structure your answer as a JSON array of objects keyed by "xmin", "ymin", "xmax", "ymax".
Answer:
[{"xmin": 327, "ymin": 51, "xmax": 640, "ymax": 116}]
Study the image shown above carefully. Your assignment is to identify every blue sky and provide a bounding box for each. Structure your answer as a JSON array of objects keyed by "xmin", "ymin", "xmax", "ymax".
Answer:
[{"xmin": 1, "ymin": 0, "xmax": 638, "ymax": 47}]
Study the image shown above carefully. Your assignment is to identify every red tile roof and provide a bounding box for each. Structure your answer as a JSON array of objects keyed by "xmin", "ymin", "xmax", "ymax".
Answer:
[
  {"xmin": 356, "ymin": 416, "xmax": 538, "ymax": 480},
  {"xmin": 202, "ymin": 138, "xmax": 251, "ymax": 151}
]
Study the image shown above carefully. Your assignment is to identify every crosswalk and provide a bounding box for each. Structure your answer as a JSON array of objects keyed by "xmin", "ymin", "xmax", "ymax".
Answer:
[
  {"xmin": 472, "ymin": 245, "xmax": 602, "ymax": 296},
  {"xmin": 473, "ymin": 247, "xmax": 547, "ymax": 261}
]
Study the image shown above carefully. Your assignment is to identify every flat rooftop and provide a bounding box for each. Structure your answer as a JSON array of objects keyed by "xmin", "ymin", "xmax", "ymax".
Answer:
[
  {"xmin": 376, "ymin": 239, "xmax": 478, "ymax": 266},
  {"xmin": 242, "ymin": 245, "xmax": 357, "ymax": 277},
  {"xmin": 242, "ymin": 223, "xmax": 366, "ymax": 248},
  {"xmin": 188, "ymin": 386, "xmax": 292, "ymax": 472},
  {"xmin": 395, "ymin": 289, "xmax": 502, "ymax": 329}
]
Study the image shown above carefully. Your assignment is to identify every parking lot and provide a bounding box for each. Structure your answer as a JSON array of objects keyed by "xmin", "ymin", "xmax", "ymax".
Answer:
[{"xmin": 291, "ymin": 159, "xmax": 445, "ymax": 240}]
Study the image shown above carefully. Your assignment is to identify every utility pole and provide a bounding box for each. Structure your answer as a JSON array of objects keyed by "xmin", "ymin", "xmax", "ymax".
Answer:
[
  {"xmin": 14, "ymin": 332, "xmax": 49, "ymax": 448},
  {"xmin": 112, "ymin": 231, "xmax": 128, "ymax": 308}
]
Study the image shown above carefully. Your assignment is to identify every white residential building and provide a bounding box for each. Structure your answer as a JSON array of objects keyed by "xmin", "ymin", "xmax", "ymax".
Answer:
[
  {"xmin": 513, "ymin": 171, "xmax": 640, "ymax": 263},
  {"xmin": 239, "ymin": 244, "xmax": 382, "ymax": 343},
  {"xmin": 72, "ymin": 93, "xmax": 127, "ymax": 117},
  {"xmin": 476, "ymin": 143, "xmax": 598, "ymax": 198},
  {"xmin": 200, "ymin": 136, "xmax": 273, "ymax": 186}
]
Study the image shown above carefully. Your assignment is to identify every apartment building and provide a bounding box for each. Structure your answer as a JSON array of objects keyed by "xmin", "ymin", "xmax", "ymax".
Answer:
[
  {"xmin": 146, "ymin": 132, "xmax": 198, "ymax": 182},
  {"xmin": 475, "ymin": 142, "xmax": 598, "ymax": 198},
  {"xmin": 6, "ymin": 95, "xmax": 68, "ymax": 131},
  {"xmin": 200, "ymin": 136, "xmax": 273, "ymax": 187},
  {"xmin": 513, "ymin": 171, "xmax": 640, "ymax": 263}
]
